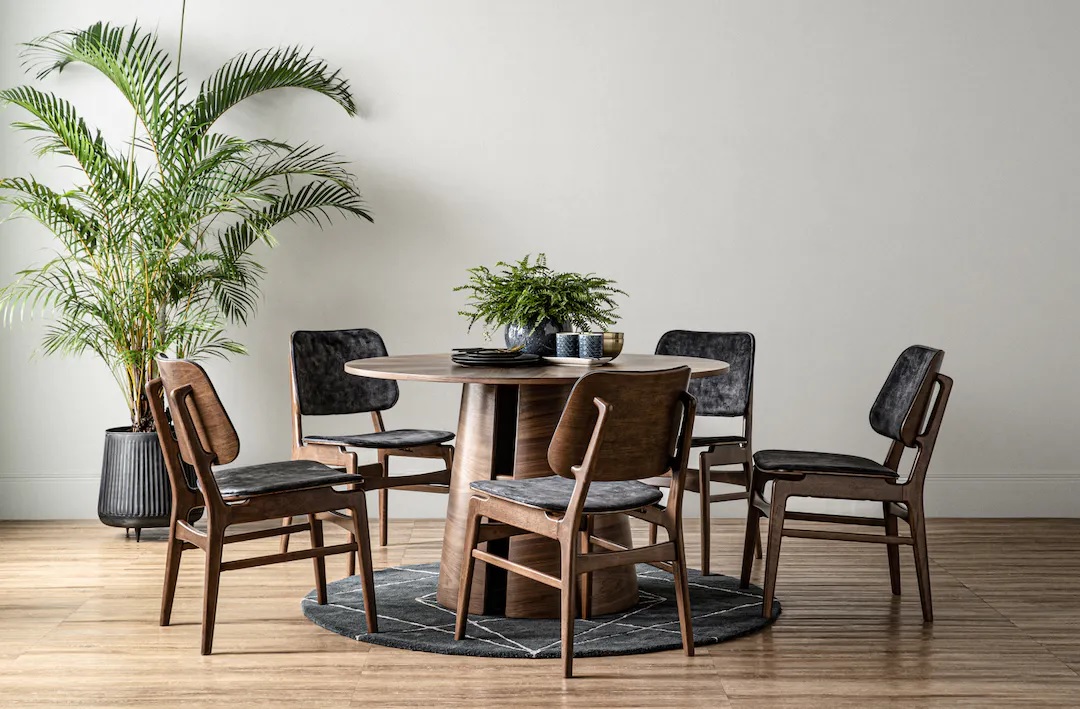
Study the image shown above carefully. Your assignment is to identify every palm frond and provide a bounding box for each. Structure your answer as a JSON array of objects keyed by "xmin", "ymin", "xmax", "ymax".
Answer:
[
  {"xmin": 0, "ymin": 86, "xmax": 127, "ymax": 191},
  {"xmin": 22, "ymin": 22, "xmax": 183, "ymax": 154},
  {"xmin": 217, "ymin": 179, "xmax": 370, "ymax": 260},
  {"xmin": 191, "ymin": 46, "xmax": 355, "ymax": 132}
]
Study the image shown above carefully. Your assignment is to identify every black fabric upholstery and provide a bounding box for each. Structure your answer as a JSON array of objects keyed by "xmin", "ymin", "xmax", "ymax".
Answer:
[
  {"xmin": 213, "ymin": 460, "xmax": 359, "ymax": 499},
  {"xmin": 655, "ymin": 331, "xmax": 754, "ymax": 417},
  {"xmin": 305, "ymin": 429, "xmax": 455, "ymax": 449},
  {"xmin": 754, "ymin": 450, "xmax": 898, "ymax": 477},
  {"xmin": 691, "ymin": 435, "xmax": 746, "ymax": 447},
  {"xmin": 470, "ymin": 476, "xmax": 663, "ymax": 513},
  {"xmin": 291, "ymin": 329, "xmax": 399, "ymax": 416},
  {"xmin": 869, "ymin": 345, "xmax": 944, "ymax": 445}
]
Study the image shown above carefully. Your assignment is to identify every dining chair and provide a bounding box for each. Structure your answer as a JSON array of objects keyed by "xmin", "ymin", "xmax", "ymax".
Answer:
[
  {"xmin": 148, "ymin": 355, "xmax": 378, "ymax": 655},
  {"xmin": 649, "ymin": 330, "xmax": 760, "ymax": 574},
  {"xmin": 454, "ymin": 367, "xmax": 697, "ymax": 678},
  {"xmin": 280, "ymin": 328, "xmax": 454, "ymax": 558},
  {"xmin": 740, "ymin": 345, "xmax": 952, "ymax": 621}
]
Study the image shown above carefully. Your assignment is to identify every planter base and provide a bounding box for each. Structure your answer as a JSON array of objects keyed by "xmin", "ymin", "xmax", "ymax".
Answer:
[{"xmin": 97, "ymin": 427, "xmax": 201, "ymax": 540}]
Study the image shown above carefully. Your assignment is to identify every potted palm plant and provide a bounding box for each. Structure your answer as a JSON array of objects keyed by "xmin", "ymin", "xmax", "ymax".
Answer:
[
  {"xmin": 455, "ymin": 254, "xmax": 625, "ymax": 355},
  {"xmin": 0, "ymin": 19, "xmax": 370, "ymax": 537}
]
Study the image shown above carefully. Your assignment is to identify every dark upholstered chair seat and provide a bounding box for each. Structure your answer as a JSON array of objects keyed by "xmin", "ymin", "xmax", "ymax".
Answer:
[
  {"xmin": 214, "ymin": 460, "xmax": 360, "ymax": 499},
  {"xmin": 470, "ymin": 476, "xmax": 664, "ymax": 513},
  {"xmin": 290, "ymin": 329, "xmax": 455, "ymax": 549},
  {"xmin": 754, "ymin": 450, "xmax": 898, "ymax": 477},
  {"xmin": 304, "ymin": 429, "xmax": 455, "ymax": 449},
  {"xmin": 691, "ymin": 434, "xmax": 746, "ymax": 447}
]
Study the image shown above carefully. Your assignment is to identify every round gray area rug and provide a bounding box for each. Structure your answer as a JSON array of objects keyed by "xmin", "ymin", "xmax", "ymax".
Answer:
[{"xmin": 302, "ymin": 563, "xmax": 780, "ymax": 658}]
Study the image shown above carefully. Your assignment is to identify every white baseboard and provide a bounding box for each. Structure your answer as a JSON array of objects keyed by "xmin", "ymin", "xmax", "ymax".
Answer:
[{"xmin": 1, "ymin": 472, "xmax": 1076, "ymax": 520}]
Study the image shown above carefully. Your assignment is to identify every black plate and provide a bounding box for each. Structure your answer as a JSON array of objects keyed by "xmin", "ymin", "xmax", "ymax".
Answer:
[
  {"xmin": 451, "ymin": 354, "xmax": 539, "ymax": 363},
  {"xmin": 451, "ymin": 353, "xmax": 541, "ymax": 367},
  {"xmin": 455, "ymin": 350, "xmax": 522, "ymax": 356},
  {"xmin": 451, "ymin": 348, "xmax": 524, "ymax": 359}
]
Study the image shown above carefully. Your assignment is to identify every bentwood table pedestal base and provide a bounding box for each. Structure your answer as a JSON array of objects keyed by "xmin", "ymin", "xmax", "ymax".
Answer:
[{"xmin": 436, "ymin": 383, "xmax": 637, "ymax": 618}]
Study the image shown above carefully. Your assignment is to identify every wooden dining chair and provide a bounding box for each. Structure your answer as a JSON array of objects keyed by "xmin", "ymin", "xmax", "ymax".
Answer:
[
  {"xmin": 740, "ymin": 345, "xmax": 952, "ymax": 622},
  {"xmin": 148, "ymin": 355, "xmax": 378, "ymax": 654},
  {"xmin": 280, "ymin": 328, "xmax": 454, "ymax": 557},
  {"xmin": 454, "ymin": 367, "xmax": 697, "ymax": 678},
  {"xmin": 649, "ymin": 330, "xmax": 760, "ymax": 574}
]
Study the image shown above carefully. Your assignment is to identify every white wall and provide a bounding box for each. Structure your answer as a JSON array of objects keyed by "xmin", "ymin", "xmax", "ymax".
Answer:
[{"xmin": 2, "ymin": 1, "xmax": 1078, "ymax": 520}]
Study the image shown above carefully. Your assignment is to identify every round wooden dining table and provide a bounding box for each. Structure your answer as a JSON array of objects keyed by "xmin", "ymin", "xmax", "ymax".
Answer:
[{"xmin": 344, "ymin": 353, "xmax": 729, "ymax": 619}]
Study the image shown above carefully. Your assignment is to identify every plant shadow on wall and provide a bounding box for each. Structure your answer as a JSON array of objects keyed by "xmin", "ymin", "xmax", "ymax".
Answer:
[
  {"xmin": 454, "ymin": 254, "xmax": 626, "ymax": 355},
  {"xmin": 0, "ymin": 12, "xmax": 370, "ymax": 532}
]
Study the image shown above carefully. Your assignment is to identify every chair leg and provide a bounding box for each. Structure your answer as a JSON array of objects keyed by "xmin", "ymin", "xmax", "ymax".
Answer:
[
  {"xmin": 744, "ymin": 459, "xmax": 762, "ymax": 559},
  {"xmin": 699, "ymin": 455, "xmax": 712, "ymax": 575},
  {"xmin": 378, "ymin": 454, "xmax": 390, "ymax": 547},
  {"xmin": 648, "ymin": 522, "xmax": 658, "ymax": 546},
  {"xmin": 884, "ymin": 502, "xmax": 901, "ymax": 596},
  {"xmin": 201, "ymin": 526, "xmax": 225, "ymax": 655},
  {"xmin": 672, "ymin": 532, "xmax": 695, "ymax": 656},
  {"xmin": 160, "ymin": 519, "xmax": 184, "ymax": 626},
  {"xmin": 346, "ymin": 532, "xmax": 357, "ymax": 577},
  {"xmin": 560, "ymin": 538, "xmax": 578, "ymax": 679},
  {"xmin": 579, "ymin": 523, "xmax": 593, "ymax": 620},
  {"xmin": 909, "ymin": 500, "xmax": 934, "ymax": 622},
  {"xmin": 442, "ymin": 447, "xmax": 455, "ymax": 482},
  {"xmin": 279, "ymin": 515, "xmax": 293, "ymax": 553},
  {"xmin": 454, "ymin": 502, "xmax": 482, "ymax": 641},
  {"xmin": 761, "ymin": 491, "xmax": 788, "ymax": 619},
  {"xmin": 308, "ymin": 514, "xmax": 328, "ymax": 605},
  {"xmin": 348, "ymin": 501, "xmax": 378, "ymax": 633},
  {"xmin": 740, "ymin": 473, "xmax": 764, "ymax": 589}
]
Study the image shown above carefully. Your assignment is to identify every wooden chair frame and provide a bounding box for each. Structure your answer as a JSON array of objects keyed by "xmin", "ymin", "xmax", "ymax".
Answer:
[
  {"xmin": 148, "ymin": 373, "xmax": 378, "ymax": 655},
  {"xmin": 282, "ymin": 346, "xmax": 454, "ymax": 563},
  {"xmin": 649, "ymin": 331, "xmax": 760, "ymax": 575},
  {"xmin": 740, "ymin": 373, "xmax": 953, "ymax": 622},
  {"xmin": 649, "ymin": 388, "xmax": 762, "ymax": 573},
  {"xmin": 455, "ymin": 377, "xmax": 698, "ymax": 678}
]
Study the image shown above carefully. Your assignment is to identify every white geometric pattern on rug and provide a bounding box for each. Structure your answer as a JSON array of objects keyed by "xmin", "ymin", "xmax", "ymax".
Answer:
[{"xmin": 302, "ymin": 563, "xmax": 780, "ymax": 658}]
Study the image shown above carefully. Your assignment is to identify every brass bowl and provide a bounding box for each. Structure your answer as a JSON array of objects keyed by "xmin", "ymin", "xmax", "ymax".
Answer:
[{"xmin": 601, "ymin": 332, "xmax": 624, "ymax": 359}]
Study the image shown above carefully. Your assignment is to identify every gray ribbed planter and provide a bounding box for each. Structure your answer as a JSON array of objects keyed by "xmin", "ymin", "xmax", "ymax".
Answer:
[{"xmin": 97, "ymin": 427, "xmax": 189, "ymax": 540}]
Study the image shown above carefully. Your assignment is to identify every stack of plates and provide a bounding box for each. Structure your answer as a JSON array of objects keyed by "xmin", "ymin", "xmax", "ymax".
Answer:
[{"xmin": 450, "ymin": 348, "xmax": 542, "ymax": 367}]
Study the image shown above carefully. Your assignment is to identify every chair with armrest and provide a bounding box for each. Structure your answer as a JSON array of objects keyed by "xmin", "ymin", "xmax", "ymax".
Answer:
[
  {"xmin": 149, "ymin": 355, "xmax": 378, "ymax": 654},
  {"xmin": 280, "ymin": 328, "xmax": 454, "ymax": 560},
  {"xmin": 649, "ymin": 330, "xmax": 760, "ymax": 574},
  {"xmin": 740, "ymin": 345, "xmax": 952, "ymax": 621},
  {"xmin": 454, "ymin": 367, "xmax": 697, "ymax": 678}
]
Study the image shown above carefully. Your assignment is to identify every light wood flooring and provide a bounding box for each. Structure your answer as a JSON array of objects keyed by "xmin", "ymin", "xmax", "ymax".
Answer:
[{"xmin": 0, "ymin": 518, "xmax": 1078, "ymax": 707}]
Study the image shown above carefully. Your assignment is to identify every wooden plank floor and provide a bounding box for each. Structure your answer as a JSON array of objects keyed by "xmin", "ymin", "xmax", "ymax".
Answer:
[{"xmin": 0, "ymin": 518, "xmax": 1078, "ymax": 707}]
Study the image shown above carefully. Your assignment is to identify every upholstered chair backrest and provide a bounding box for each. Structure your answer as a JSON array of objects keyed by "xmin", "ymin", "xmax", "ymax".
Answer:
[
  {"xmin": 548, "ymin": 367, "xmax": 693, "ymax": 482},
  {"xmin": 291, "ymin": 329, "xmax": 399, "ymax": 416},
  {"xmin": 655, "ymin": 330, "xmax": 754, "ymax": 417},
  {"xmin": 869, "ymin": 345, "xmax": 944, "ymax": 446}
]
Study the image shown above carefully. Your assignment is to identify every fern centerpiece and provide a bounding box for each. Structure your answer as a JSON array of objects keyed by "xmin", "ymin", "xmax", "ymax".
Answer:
[
  {"xmin": 0, "ymin": 20, "xmax": 370, "ymax": 431},
  {"xmin": 455, "ymin": 254, "xmax": 625, "ymax": 354}
]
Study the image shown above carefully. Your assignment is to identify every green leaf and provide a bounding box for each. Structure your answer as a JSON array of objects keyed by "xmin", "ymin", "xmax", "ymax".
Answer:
[{"xmin": 191, "ymin": 46, "xmax": 355, "ymax": 133}]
